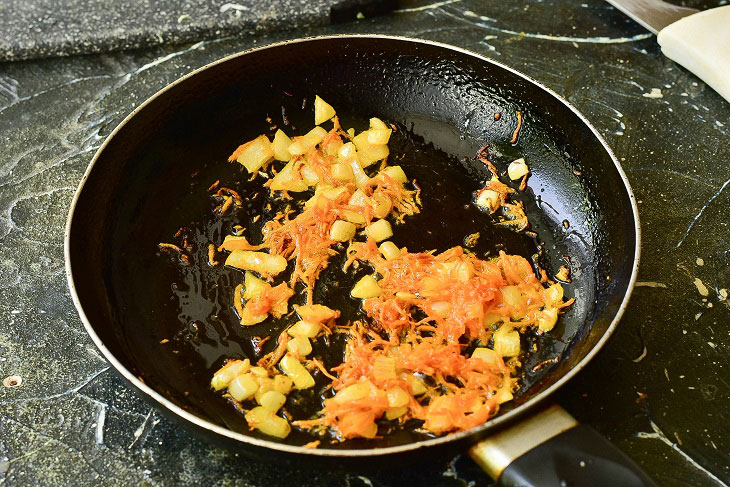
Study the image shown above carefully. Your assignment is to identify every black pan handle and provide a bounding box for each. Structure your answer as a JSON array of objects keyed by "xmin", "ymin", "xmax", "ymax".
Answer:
[{"xmin": 469, "ymin": 404, "xmax": 658, "ymax": 487}]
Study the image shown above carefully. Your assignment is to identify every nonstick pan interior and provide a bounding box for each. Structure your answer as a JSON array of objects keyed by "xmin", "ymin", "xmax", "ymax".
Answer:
[{"xmin": 66, "ymin": 36, "xmax": 637, "ymax": 457}]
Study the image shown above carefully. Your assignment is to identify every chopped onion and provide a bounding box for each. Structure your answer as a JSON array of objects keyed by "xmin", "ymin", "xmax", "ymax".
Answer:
[
  {"xmin": 245, "ymin": 406, "xmax": 290, "ymax": 438},
  {"xmin": 365, "ymin": 219, "xmax": 393, "ymax": 242},
  {"xmin": 333, "ymin": 381, "xmax": 370, "ymax": 404},
  {"xmin": 272, "ymin": 375, "xmax": 293, "ymax": 395},
  {"xmin": 229, "ymin": 373, "xmax": 259, "ymax": 401},
  {"xmin": 378, "ymin": 241, "xmax": 401, "ymax": 261},
  {"xmin": 259, "ymin": 390, "xmax": 287, "ymax": 412},
  {"xmin": 287, "ymin": 336, "xmax": 312, "ymax": 357},
  {"xmin": 225, "ymin": 250, "xmax": 287, "ymax": 277},
  {"xmin": 280, "ymin": 353, "xmax": 315, "ymax": 389},
  {"xmin": 287, "ymin": 320, "xmax": 321, "ymax": 338},
  {"xmin": 211, "ymin": 359, "xmax": 250, "ymax": 390},
  {"xmin": 475, "ymin": 189, "xmax": 500, "ymax": 213},
  {"xmin": 508, "ymin": 158, "xmax": 529, "ymax": 181},
  {"xmin": 381, "ymin": 165, "xmax": 407, "ymax": 184},
  {"xmin": 369, "ymin": 117, "xmax": 388, "ymax": 130},
  {"xmin": 386, "ymin": 386, "xmax": 409, "ymax": 408},
  {"xmin": 330, "ymin": 162, "xmax": 355, "ymax": 182},
  {"xmin": 243, "ymin": 272, "xmax": 267, "ymax": 300},
  {"xmin": 471, "ymin": 347, "xmax": 498, "ymax": 366},
  {"xmin": 314, "ymin": 95, "xmax": 336, "ymax": 125},
  {"xmin": 330, "ymin": 220, "xmax": 357, "ymax": 242},
  {"xmin": 493, "ymin": 324, "xmax": 521, "ymax": 357},
  {"xmin": 351, "ymin": 275, "xmax": 381, "ymax": 299},
  {"xmin": 234, "ymin": 135, "xmax": 274, "ymax": 173},
  {"xmin": 367, "ymin": 128, "xmax": 392, "ymax": 145},
  {"xmin": 272, "ymin": 130, "xmax": 292, "ymax": 162},
  {"xmin": 537, "ymin": 307, "xmax": 559, "ymax": 333}
]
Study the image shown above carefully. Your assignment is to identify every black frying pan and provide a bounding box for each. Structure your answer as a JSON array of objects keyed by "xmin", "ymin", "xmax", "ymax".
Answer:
[{"xmin": 65, "ymin": 35, "xmax": 649, "ymax": 486}]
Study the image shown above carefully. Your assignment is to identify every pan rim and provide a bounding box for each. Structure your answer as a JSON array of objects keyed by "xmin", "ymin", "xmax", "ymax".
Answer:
[{"xmin": 64, "ymin": 33, "xmax": 641, "ymax": 457}]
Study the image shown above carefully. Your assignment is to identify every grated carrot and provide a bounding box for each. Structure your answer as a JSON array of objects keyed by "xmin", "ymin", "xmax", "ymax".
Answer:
[
  {"xmin": 305, "ymin": 247, "xmax": 560, "ymax": 439},
  {"xmin": 258, "ymin": 331, "xmax": 291, "ymax": 370}
]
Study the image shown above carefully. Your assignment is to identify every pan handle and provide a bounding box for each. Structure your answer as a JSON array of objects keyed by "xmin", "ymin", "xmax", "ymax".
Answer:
[{"xmin": 469, "ymin": 404, "xmax": 658, "ymax": 487}]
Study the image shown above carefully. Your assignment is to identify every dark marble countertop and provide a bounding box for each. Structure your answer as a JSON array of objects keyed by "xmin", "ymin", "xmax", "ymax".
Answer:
[{"xmin": 1, "ymin": 0, "xmax": 729, "ymax": 485}]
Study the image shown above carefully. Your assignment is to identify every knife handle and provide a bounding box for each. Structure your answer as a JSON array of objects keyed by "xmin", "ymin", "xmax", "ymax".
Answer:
[{"xmin": 657, "ymin": 5, "xmax": 730, "ymax": 103}]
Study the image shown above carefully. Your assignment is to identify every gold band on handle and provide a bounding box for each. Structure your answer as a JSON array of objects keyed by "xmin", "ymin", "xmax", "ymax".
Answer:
[{"xmin": 468, "ymin": 404, "xmax": 578, "ymax": 479}]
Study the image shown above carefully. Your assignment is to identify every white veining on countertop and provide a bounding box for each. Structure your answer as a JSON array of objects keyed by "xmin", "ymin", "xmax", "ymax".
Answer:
[
  {"xmin": 0, "ymin": 186, "xmax": 78, "ymax": 240},
  {"xmin": 0, "ymin": 75, "xmax": 113, "ymax": 116},
  {"xmin": 128, "ymin": 408, "xmax": 160, "ymax": 449},
  {"xmin": 0, "ymin": 367, "xmax": 109, "ymax": 405},
  {"xmin": 637, "ymin": 420, "xmax": 729, "ymax": 486},
  {"xmin": 675, "ymin": 177, "xmax": 730, "ymax": 248},
  {"xmin": 458, "ymin": 9, "xmax": 654, "ymax": 44},
  {"xmin": 395, "ymin": 0, "xmax": 463, "ymax": 13},
  {"xmin": 123, "ymin": 40, "xmax": 207, "ymax": 80},
  {"xmin": 0, "ymin": 413, "xmax": 134, "ymax": 484}
]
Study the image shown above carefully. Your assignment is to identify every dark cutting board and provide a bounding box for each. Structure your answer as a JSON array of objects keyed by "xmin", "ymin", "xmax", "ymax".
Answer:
[{"xmin": 0, "ymin": 0, "xmax": 393, "ymax": 61}]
